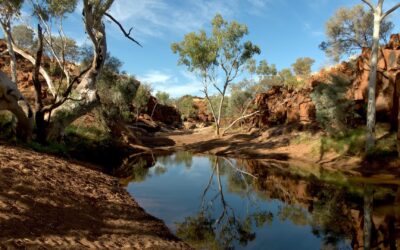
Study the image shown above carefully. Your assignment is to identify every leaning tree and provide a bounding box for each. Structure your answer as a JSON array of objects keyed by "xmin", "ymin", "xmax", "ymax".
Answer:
[{"xmin": 0, "ymin": 0, "xmax": 140, "ymax": 141}]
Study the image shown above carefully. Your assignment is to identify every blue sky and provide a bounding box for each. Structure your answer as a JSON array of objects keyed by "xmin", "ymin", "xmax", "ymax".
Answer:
[{"xmin": 8, "ymin": 0, "xmax": 400, "ymax": 97}]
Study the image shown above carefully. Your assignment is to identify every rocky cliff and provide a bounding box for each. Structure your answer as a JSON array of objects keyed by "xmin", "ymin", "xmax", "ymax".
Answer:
[{"xmin": 253, "ymin": 34, "xmax": 400, "ymax": 133}]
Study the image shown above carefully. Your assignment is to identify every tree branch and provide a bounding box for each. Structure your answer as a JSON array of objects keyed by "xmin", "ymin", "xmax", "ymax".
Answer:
[
  {"xmin": 362, "ymin": 0, "xmax": 375, "ymax": 11},
  {"xmin": 12, "ymin": 43, "xmax": 56, "ymax": 97},
  {"xmin": 222, "ymin": 111, "xmax": 260, "ymax": 136},
  {"xmin": 42, "ymin": 66, "xmax": 91, "ymax": 113},
  {"xmin": 382, "ymin": 3, "xmax": 400, "ymax": 20},
  {"xmin": 105, "ymin": 13, "xmax": 142, "ymax": 47}
]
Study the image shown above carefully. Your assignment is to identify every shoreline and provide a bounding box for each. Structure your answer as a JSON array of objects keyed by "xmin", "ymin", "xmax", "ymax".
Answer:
[
  {"xmin": 148, "ymin": 127, "xmax": 400, "ymax": 179},
  {"xmin": 0, "ymin": 144, "xmax": 191, "ymax": 249}
]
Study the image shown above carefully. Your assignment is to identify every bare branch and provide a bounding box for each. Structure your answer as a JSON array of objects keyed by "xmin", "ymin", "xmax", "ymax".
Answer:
[
  {"xmin": 105, "ymin": 13, "xmax": 142, "ymax": 47},
  {"xmin": 12, "ymin": 43, "xmax": 56, "ymax": 97},
  {"xmin": 382, "ymin": 3, "xmax": 400, "ymax": 20},
  {"xmin": 223, "ymin": 158, "xmax": 258, "ymax": 179},
  {"xmin": 42, "ymin": 66, "xmax": 91, "ymax": 113},
  {"xmin": 222, "ymin": 111, "xmax": 260, "ymax": 136},
  {"xmin": 362, "ymin": 0, "xmax": 375, "ymax": 11}
]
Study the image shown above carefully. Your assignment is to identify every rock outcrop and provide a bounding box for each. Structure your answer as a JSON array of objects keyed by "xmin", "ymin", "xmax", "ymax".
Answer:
[
  {"xmin": 252, "ymin": 86, "xmax": 315, "ymax": 128},
  {"xmin": 253, "ymin": 34, "xmax": 400, "ymax": 136},
  {"xmin": 145, "ymin": 96, "xmax": 182, "ymax": 127}
]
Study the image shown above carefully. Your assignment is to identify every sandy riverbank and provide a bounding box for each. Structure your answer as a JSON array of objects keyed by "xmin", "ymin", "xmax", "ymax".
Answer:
[{"xmin": 0, "ymin": 144, "xmax": 191, "ymax": 249}]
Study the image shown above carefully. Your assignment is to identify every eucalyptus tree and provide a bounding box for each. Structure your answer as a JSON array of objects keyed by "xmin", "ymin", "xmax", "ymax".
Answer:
[
  {"xmin": 0, "ymin": 0, "xmax": 141, "ymax": 141},
  {"xmin": 360, "ymin": 0, "xmax": 400, "ymax": 151},
  {"xmin": 292, "ymin": 57, "xmax": 315, "ymax": 77},
  {"xmin": 172, "ymin": 14, "xmax": 260, "ymax": 136},
  {"xmin": 11, "ymin": 24, "xmax": 35, "ymax": 51},
  {"xmin": 320, "ymin": 4, "xmax": 393, "ymax": 62},
  {"xmin": 0, "ymin": 0, "xmax": 24, "ymax": 83}
]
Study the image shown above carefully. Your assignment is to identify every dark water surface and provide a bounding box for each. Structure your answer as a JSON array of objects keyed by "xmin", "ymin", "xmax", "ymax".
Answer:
[{"xmin": 119, "ymin": 152, "xmax": 400, "ymax": 249}]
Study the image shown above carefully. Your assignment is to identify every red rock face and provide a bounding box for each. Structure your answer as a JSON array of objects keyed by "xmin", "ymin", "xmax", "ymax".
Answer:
[
  {"xmin": 145, "ymin": 96, "xmax": 182, "ymax": 127},
  {"xmin": 253, "ymin": 34, "xmax": 400, "ymax": 129},
  {"xmin": 351, "ymin": 34, "xmax": 400, "ymax": 122},
  {"xmin": 252, "ymin": 86, "xmax": 316, "ymax": 127}
]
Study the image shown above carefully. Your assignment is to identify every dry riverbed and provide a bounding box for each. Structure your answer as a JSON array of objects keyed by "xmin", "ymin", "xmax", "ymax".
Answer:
[{"xmin": 0, "ymin": 144, "xmax": 191, "ymax": 249}]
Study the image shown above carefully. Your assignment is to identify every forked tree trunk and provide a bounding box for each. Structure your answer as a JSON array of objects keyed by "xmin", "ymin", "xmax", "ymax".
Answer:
[
  {"xmin": 46, "ymin": 3, "xmax": 107, "ymax": 140},
  {"xmin": 0, "ymin": 71, "xmax": 33, "ymax": 140}
]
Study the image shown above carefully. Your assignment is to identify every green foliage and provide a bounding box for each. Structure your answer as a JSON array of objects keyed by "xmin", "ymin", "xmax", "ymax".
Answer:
[
  {"xmin": 176, "ymin": 214, "xmax": 219, "ymax": 250},
  {"xmin": 48, "ymin": 36, "xmax": 80, "ymax": 62},
  {"xmin": 0, "ymin": 0, "xmax": 23, "ymax": 16},
  {"xmin": 175, "ymin": 95, "xmax": 197, "ymax": 119},
  {"xmin": 155, "ymin": 91, "xmax": 171, "ymax": 105},
  {"xmin": 171, "ymin": 30, "xmax": 217, "ymax": 78},
  {"xmin": 0, "ymin": 111, "xmax": 15, "ymax": 140},
  {"xmin": 172, "ymin": 14, "xmax": 260, "ymax": 134},
  {"xmin": 320, "ymin": 128, "xmax": 365, "ymax": 156},
  {"xmin": 32, "ymin": 0, "xmax": 78, "ymax": 20},
  {"xmin": 27, "ymin": 140, "xmax": 68, "ymax": 155},
  {"xmin": 291, "ymin": 57, "xmax": 315, "ymax": 76},
  {"xmin": 310, "ymin": 75, "xmax": 357, "ymax": 134},
  {"xmin": 320, "ymin": 4, "xmax": 393, "ymax": 62},
  {"xmin": 94, "ymin": 54, "xmax": 139, "ymax": 131},
  {"xmin": 98, "ymin": 74, "xmax": 139, "ymax": 125},
  {"xmin": 65, "ymin": 125, "xmax": 109, "ymax": 142},
  {"xmin": 228, "ymin": 82, "xmax": 253, "ymax": 116},
  {"xmin": 133, "ymin": 83, "xmax": 152, "ymax": 116},
  {"xmin": 256, "ymin": 59, "xmax": 277, "ymax": 77},
  {"xmin": 278, "ymin": 68, "xmax": 304, "ymax": 89},
  {"xmin": 11, "ymin": 24, "xmax": 35, "ymax": 51}
]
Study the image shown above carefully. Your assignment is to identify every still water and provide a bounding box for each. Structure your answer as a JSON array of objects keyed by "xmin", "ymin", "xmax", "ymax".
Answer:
[{"xmin": 118, "ymin": 152, "xmax": 400, "ymax": 249}]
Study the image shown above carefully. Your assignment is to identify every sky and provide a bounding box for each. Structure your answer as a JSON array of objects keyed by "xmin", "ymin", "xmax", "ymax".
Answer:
[{"xmin": 7, "ymin": 0, "xmax": 400, "ymax": 98}]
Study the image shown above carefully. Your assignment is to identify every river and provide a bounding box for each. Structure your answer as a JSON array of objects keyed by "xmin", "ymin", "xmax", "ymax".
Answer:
[{"xmin": 116, "ymin": 151, "xmax": 400, "ymax": 249}]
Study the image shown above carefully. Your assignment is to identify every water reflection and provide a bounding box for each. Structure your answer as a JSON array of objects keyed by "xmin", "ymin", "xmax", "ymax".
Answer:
[{"xmin": 118, "ymin": 152, "xmax": 400, "ymax": 249}]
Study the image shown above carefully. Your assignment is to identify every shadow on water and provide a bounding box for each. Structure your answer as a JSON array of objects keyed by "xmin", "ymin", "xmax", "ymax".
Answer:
[{"xmin": 115, "ymin": 151, "xmax": 400, "ymax": 250}]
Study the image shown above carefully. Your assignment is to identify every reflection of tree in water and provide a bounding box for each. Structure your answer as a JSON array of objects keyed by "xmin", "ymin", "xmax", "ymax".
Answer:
[
  {"xmin": 245, "ymin": 159, "xmax": 400, "ymax": 249},
  {"xmin": 308, "ymin": 184, "xmax": 359, "ymax": 247},
  {"xmin": 116, "ymin": 153, "xmax": 163, "ymax": 185},
  {"xmin": 157, "ymin": 151, "xmax": 193, "ymax": 169},
  {"xmin": 176, "ymin": 157, "xmax": 272, "ymax": 249}
]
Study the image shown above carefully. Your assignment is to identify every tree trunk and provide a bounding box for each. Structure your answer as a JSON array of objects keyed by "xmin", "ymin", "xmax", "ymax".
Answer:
[
  {"xmin": 46, "ymin": 3, "xmax": 107, "ymax": 140},
  {"xmin": 1, "ymin": 20, "xmax": 17, "ymax": 84},
  {"xmin": 366, "ymin": 12, "xmax": 382, "ymax": 151},
  {"xmin": 0, "ymin": 71, "xmax": 33, "ymax": 140},
  {"xmin": 363, "ymin": 186, "xmax": 374, "ymax": 250}
]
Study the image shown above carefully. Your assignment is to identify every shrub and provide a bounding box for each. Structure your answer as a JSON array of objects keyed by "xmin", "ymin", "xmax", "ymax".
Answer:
[{"xmin": 310, "ymin": 74, "xmax": 359, "ymax": 134}]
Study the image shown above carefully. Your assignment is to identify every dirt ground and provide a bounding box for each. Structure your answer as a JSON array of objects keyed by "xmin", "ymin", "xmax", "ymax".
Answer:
[
  {"xmin": 0, "ymin": 143, "xmax": 191, "ymax": 249},
  {"xmin": 155, "ymin": 127, "xmax": 352, "ymax": 165},
  {"xmin": 151, "ymin": 126, "xmax": 400, "ymax": 176}
]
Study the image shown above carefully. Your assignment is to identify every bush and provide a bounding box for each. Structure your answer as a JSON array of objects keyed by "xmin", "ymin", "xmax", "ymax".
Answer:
[
  {"xmin": 311, "ymin": 74, "xmax": 359, "ymax": 134},
  {"xmin": 0, "ymin": 111, "xmax": 15, "ymax": 140},
  {"xmin": 97, "ymin": 74, "xmax": 139, "ymax": 133}
]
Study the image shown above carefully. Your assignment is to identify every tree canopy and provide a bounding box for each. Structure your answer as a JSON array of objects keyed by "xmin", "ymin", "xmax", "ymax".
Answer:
[{"xmin": 320, "ymin": 4, "xmax": 393, "ymax": 62}]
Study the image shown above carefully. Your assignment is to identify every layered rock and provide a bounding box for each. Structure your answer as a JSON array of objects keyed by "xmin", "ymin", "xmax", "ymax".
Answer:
[
  {"xmin": 253, "ymin": 34, "xmax": 400, "ymax": 133},
  {"xmin": 145, "ymin": 96, "xmax": 182, "ymax": 127},
  {"xmin": 252, "ymin": 86, "xmax": 315, "ymax": 128}
]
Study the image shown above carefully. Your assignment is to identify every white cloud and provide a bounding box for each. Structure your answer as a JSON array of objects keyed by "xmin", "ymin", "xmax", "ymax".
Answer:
[
  {"xmin": 108, "ymin": 0, "xmax": 271, "ymax": 40},
  {"xmin": 138, "ymin": 70, "xmax": 205, "ymax": 98},
  {"xmin": 138, "ymin": 70, "xmax": 172, "ymax": 84}
]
